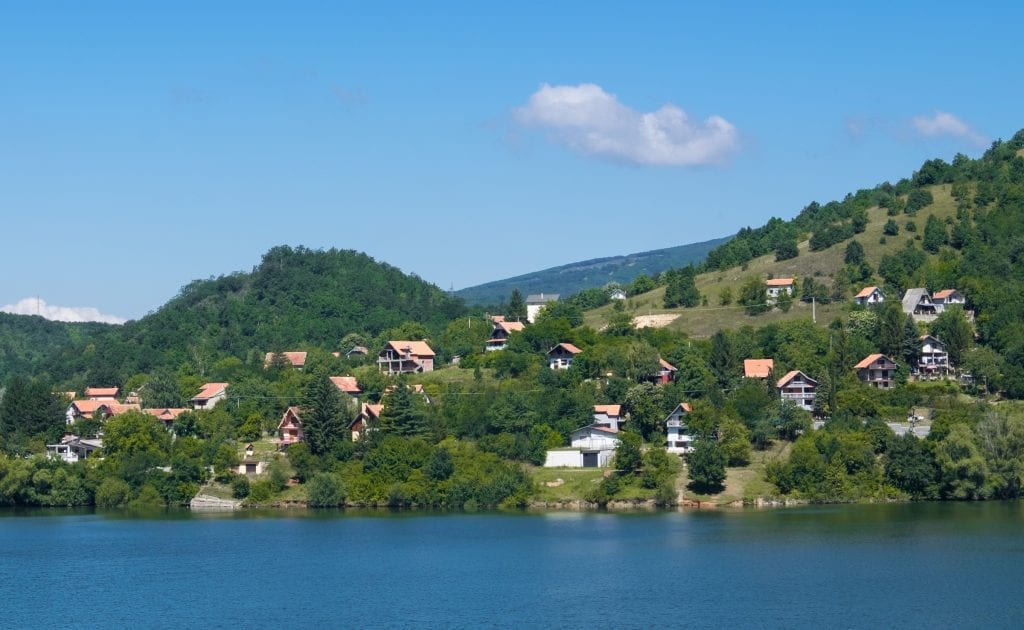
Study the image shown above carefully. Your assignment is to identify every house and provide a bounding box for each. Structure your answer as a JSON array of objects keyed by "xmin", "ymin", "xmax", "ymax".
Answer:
[
  {"xmin": 902, "ymin": 288, "xmax": 938, "ymax": 322},
  {"xmin": 85, "ymin": 387, "xmax": 119, "ymax": 401},
  {"xmin": 776, "ymin": 370, "xmax": 817, "ymax": 412},
  {"xmin": 329, "ymin": 376, "xmax": 362, "ymax": 406},
  {"xmin": 592, "ymin": 404, "xmax": 625, "ymax": 430},
  {"xmin": 486, "ymin": 320, "xmax": 526, "ymax": 352},
  {"xmin": 931, "ymin": 289, "xmax": 965, "ymax": 313},
  {"xmin": 765, "ymin": 278, "xmax": 795, "ymax": 302},
  {"xmin": 744, "ymin": 358, "xmax": 775, "ymax": 379},
  {"xmin": 143, "ymin": 408, "xmax": 189, "ymax": 430},
  {"xmin": 665, "ymin": 403, "xmax": 694, "ymax": 455},
  {"xmin": 377, "ymin": 341, "xmax": 435, "ymax": 374},
  {"xmin": 652, "ymin": 358, "xmax": 677, "ymax": 385},
  {"xmin": 46, "ymin": 435, "xmax": 103, "ymax": 464},
  {"xmin": 544, "ymin": 424, "xmax": 620, "ymax": 468},
  {"xmin": 191, "ymin": 382, "xmax": 229, "ymax": 410},
  {"xmin": 276, "ymin": 407, "xmax": 305, "ymax": 450},
  {"xmin": 489, "ymin": 314, "xmax": 505, "ymax": 323},
  {"xmin": 609, "ymin": 288, "xmax": 627, "ymax": 301},
  {"xmin": 854, "ymin": 286, "xmax": 885, "ymax": 306},
  {"xmin": 526, "ymin": 293, "xmax": 559, "ymax": 324},
  {"xmin": 237, "ymin": 460, "xmax": 266, "ymax": 475},
  {"xmin": 350, "ymin": 403, "xmax": 383, "ymax": 442},
  {"xmin": 918, "ymin": 335, "xmax": 950, "ymax": 379},
  {"xmin": 547, "ymin": 342, "xmax": 582, "ymax": 370},
  {"xmin": 264, "ymin": 351, "xmax": 308, "ymax": 369},
  {"xmin": 65, "ymin": 400, "xmax": 140, "ymax": 425},
  {"xmin": 855, "ymin": 354, "xmax": 897, "ymax": 389}
]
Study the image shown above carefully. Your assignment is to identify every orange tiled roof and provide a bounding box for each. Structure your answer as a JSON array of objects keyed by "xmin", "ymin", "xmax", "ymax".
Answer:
[
  {"xmin": 855, "ymin": 286, "xmax": 879, "ymax": 298},
  {"xmin": 659, "ymin": 358, "xmax": 677, "ymax": 371},
  {"xmin": 933, "ymin": 289, "xmax": 957, "ymax": 299},
  {"xmin": 385, "ymin": 341, "xmax": 435, "ymax": 357},
  {"xmin": 854, "ymin": 354, "xmax": 890, "ymax": 369},
  {"xmin": 85, "ymin": 387, "xmax": 119, "ymax": 398},
  {"xmin": 551, "ymin": 342, "xmax": 582, "ymax": 355},
  {"xmin": 497, "ymin": 321, "xmax": 526, "ymax": 333},
  {"xmin": 329, "ymin": 376, "xmax": 361, "ymax": 394},
  {"xmin": 192, "ymin": 382, "xmax": 228, "ymax": 401},
  {"xmin": 744, "ymin": 359, "xmax": 775, "ymax": 378},
  {"xmin": 593, "ymin": 404, "xmax": 622, "ymax": 418},
  {"xmin": 765, "ymin": 278, "xmax": 794, "ymax": 286},
  {"xmin": 144, "ymin": 408, "xmax": 188, "ymax": 421}
]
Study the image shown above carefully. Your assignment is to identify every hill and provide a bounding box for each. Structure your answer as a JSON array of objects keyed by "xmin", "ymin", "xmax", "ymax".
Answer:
[
  {"xmin": 0, "ymin": 313, "xmax": 113, "ymax": 382},
  {"xmin": 35, "ymin": 246, "xmax": 466, "ymax": 385},
  {"xmin": 454, "ymin": 236, "xmax": 729, "ymax": 305}
]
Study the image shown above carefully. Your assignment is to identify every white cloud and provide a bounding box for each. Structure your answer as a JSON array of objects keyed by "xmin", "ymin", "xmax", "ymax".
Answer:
[
  {"xmin": 910, "ymin": 111, "xmax": 987, "ymax": 146},
  {"xmin": 1, "ymin": 297, "xmax": 127, "ymax": 324},
  {"xmin": 514, "ymin": 83, "xmax": 738, "ymax": 166}
]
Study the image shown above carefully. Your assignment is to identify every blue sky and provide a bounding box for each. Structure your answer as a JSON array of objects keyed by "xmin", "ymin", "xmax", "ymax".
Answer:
[{"xmin": 1, "ymin": 1, "xmax": 1021, "ymax": 321}]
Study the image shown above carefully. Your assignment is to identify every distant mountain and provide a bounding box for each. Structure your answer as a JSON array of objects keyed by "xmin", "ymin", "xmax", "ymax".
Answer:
[{"xmin": 454, "ymin": 237, "xmax": 730, "ymax": 305}]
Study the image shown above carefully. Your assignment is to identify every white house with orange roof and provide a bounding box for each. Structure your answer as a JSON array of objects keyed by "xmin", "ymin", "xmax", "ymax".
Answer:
[
  {"xmin": 378, "ymin": 341, "xmax": 435, "ymax": 374},
  {"xmin": 329, "ymin": 376, "xmax": 362, "ymax": 407},
  {"xmin": 547, "ymin": 342, "xmax": 582, "ymax": 370},
  {"xmin": 65, "ymin": 400, "xmax": 140, "ymax": 425},
  {"xmin": 486, "ymin": 320, "xmax": 526, "ymax": 352},
  {"xmin": 143, "ymin": 408, "xmax": 189, "ymax": 430},
  {"xmin": 665, "ymin": 403, "xmax": 694, "ymax": 454},
  {"xmin": 765, "ymin": 278, "xmax": 794, "ymax": 302},
  {"xmin": 855, "ymin": 354, "xmax": 897, "ymax": 389},
  {"xmin": 592, "ymin": 404, "xmax": 625, "ymax": 430},
  {"xmin": 776, "ymin": 371, "xmax": 817, "ymax": 412},
  {"xmin": 854, "ymin": 286, "xmax": 885, "ymax": 306},
  {"xmin": 191, "ymin": 382, "xmax": 229, "ymax": 410},
  {"xmin": 264, "ymin": 351, "xmax": 308, "ymax": 369},
  {"xmin": 931, "ymin": 289, "xmax": 965, "ymax": 313},
  {"xmin": 743, "ymin": 359, "xmax": 775, "ymax": 379},
  {"xmin": 917, "ymin": 335, "xmax": 950, "ymax": 379}
]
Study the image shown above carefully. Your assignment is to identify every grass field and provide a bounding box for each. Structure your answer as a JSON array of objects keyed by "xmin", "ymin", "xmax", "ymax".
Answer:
[
  {"xmin": 680, "ymin": 440, "xmax": 791, "ymax": 506},
  {"xmin": 586, "ymin": 184, "xmax": 960, "ymax": 337}
]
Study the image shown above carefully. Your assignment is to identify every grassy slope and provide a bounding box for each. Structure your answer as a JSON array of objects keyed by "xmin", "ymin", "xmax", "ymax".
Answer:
[{"xmin": 586, "ymin": 184, "xmax": 959, "ymax": 337}]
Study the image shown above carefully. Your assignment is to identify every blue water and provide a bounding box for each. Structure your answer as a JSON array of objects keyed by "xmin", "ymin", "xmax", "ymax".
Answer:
[{"xmin": 2, "ymin": 503, "xmax": 1023, "ymax": 628}]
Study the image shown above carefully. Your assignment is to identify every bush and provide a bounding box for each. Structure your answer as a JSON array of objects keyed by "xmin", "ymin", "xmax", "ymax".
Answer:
[
  {"xmin": 248, "ymin": 479, "xmax": 277, "ymax": 503},
  {"xmin": 95, "ymin": 477, "xmax": 132, "ymax": 508},
  {"xmin": 231, "ymin": 475, "xmax": 251, "ymax": 499},
  {"xmin": 306, "ymin": 472, "xmax": 344, "ymax": 507}
]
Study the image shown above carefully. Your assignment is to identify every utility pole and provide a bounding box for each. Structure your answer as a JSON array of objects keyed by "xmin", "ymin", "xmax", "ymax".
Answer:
[{"xmin": 812, "ymin": 296, "xmax": 816, "ymax": 324}]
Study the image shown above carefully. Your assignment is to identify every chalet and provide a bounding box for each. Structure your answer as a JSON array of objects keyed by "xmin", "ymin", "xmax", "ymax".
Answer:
[
  {"xmin": 918, "ymin": 335, "xmax": 950, "ymax": 379},
  {"xmin": 776, "ymin": 370, "xmax": 817, "ymax": 412},
  {"xmin": 46, "ymin": 435, "xmax": 103, "ymax": 464},
  {"xmin": 329, "ymin": 376, "xmax": 362, "ymax": 406},
  {"xmin": 592, "ymin": 404, "xmax": 625, "ymax": 430},
  {"xmin": 264, "ymin": 351, "xmax": 308, "ymax": 369},
  {"xmin": 854, "ymin": 286, "xmax": 885, "ymax": 306},
  {"xmin": 143, "ymin": 408, "xmax": 188, "ymax": 430},
  {"xmin": 526, "ymin": 293, "xmax": 559, "ymax": 324},
  {"xmin": 191, "ymin": 382, "xmax": 229, "ymax": 410},
  {"xmin": 85, "ymin": 387, "xmax": 119, "ymax": 401},
  {"xmin": 377, "ymin": 341, "xmax": 435, "ymax": 374},
  {"xmin": 743, "ymin": 358, "xmax": 775, "ymax": 379},
  {"xmin": 931, "ymin": 289, "xmax": 965, "ymax": 313},
  {"xmin": 276, "ymin": 407, "xmax": 305, "ymax": 450},
  {"xmin": 902, "ymin": 288, "xmax": 938, "ymax": 322},
  {"xmin": 652, "ymin": 358, "xmax": 677, "ymax": 385},
  {"xmin": 65, "ymin": 400, "xmax": 140, "ymax": 425},
  {"xmin": 765, "ymin": 278, "xmax": 795, "ymax": 302},
  {"xmin": 544, "ymin": 424, "xmax": 620, "ymax": 468},
  {"xmin": 547, "ymin": 343, "xmax": 582, "ymax": 370},
  {"xmin": 855, "ymin": 354, "xmax": 897, "ymax": 389},
  {"xmin": 350, "ymin": 403, "xmax": 383, "ymax": 442},
  {"xmin": 664, "ymin": 403, "xmax": 694, "ymax": 455},
  {"xmin": 486, "ymin": 320, "xmax": 526, "ymax": 352}
]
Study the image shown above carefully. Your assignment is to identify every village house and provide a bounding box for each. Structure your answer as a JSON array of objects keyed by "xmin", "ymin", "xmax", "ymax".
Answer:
[
  {"xmin": 547, "ymin": 343, "xmax": 582, "ymax": 370},
  {"xmin": 853, "ymin": 286, "xmax": 885, "ymax": 306},
  {"xmin": 377, "ymin": 341, "xmax": 435, "ymax": 374},
  {"xmin": 855, "ymin": 354, "xmax": 897, "ymax": 389},
  {"xmin": 264, "ymin": 351, "xmax": 308, "ymax": 369},
  {"xmin": 544, "ymin": 424, "xmax": 620, "ymax": 468},
  {"xmin": 902, "ymin": 288, "xmax": 938, "ymax": 322},
  {"xmin": 931, "ymin": 289, "xmax": 965, "ymax": 313},
  {"xmin": 65, "ymin": 400, "xmax": 140, "ymax": 425},
  {"xmin": 765, "ymin": 278, "xmax": 795, "ymax": 302},
  {"xmin": 664, "ymin": 403, "xmax": 694, "ymax": 455},
  {"xmin": 237, "ymin": 459, "xmax": 266, "ymax": 475},
  {"xmin": 526, "ymin": 293, "xmax": 559, "ymax": 324},
  {"xmin": 592, "ymin": 404, "xmax": 625, "ymax": 430},
  {"xmin": 276, "ymin": 407, "xmax": 305, "ymax": 450},
  {"xmin": 191, "ymin": 382, "xmax": 229, "ymax": 410},
  {"xmin": 329, "ymin": 376, "xmax": 362, "ymax": 407},
  {"xmin": 776, "ymin": 370, "xmax": 818, "ymax": 412},
  {"xmin": 350, "ymin": 403, "xmax": 383, "ymax": 442},
  {"xmin": 743, "ymin": 358, "xmax": 775, "ymax": 380},
  {"xmin": 486, "ymin": 320, "xmax": 526, "ymax": 352},
  {"xmin": 46, "ymin": 435, "xmax": 103, "ymax": 464},
  {"xmin": 652, "ymin": 358, "xmax": 677, "ymax": 385},
  {"xmin": 918, "ymin": 335, "xmax": 951, "ymax": 379},
  {"xmin": 143, "ymin": 408, "xmax": 189, "ymax": 431},
  {"xmin": 84, "ymin": 387, "xmax": 119, "ymax": 401}
]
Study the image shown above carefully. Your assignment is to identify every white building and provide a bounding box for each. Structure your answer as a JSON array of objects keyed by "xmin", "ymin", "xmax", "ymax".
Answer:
[
  {"xmin": 853, "ymin": 286, "xmax": 885, "ymax": 306},
  {"xmin": 765, "ymin": 278, "xmax": 795, "ymax": 302},
  {"xmin": 547, "ymin": 343, "xmax": 582, "ymax": 370},
  {"xmin": 665, "ymin": 403, "xmax": 694, "ymax": 455},
  {"xmin": 526, "ymin": 293, "xmax": 559, "ymax": 324},
  {"xmin": 191, "ymin": 382, "xmax": 229, "ymax": 410},
  {"xmin": 918, "ymin": 335, "xmax": 951, "ymax": 379},
  {"xmin": 544, "ymin": 425, "xmax": 620, "ymax": 468},
  {"xmin": 46, "ymin": 435, "xmax": 103, "ymax": 463},
  {"xmin": 776, "ymin": 370, "xmax": 817, "ymax": 412}
]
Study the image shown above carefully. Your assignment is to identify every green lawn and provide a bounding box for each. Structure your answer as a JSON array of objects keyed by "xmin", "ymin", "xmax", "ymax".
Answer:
[
  {"xmin": 529, "ymin": 466, "xmax": 607, "ymax": 502},
  {"xmin": 680, "ymin": 440, "xmax": 791, "ymax": 505}
]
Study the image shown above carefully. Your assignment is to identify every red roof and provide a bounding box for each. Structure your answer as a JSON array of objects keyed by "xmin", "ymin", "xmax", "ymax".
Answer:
[
  {"xmin": 144, "ymin": 408, "xmax": 188, "ymax": 421},
  {"xmin": 496, "ymin": 321, "xmax": 526, "ymax": 334},
  {"xmin": 384, "ymin": 341, "xmax": 435, "ymax": 357},
  {"xmin": 855, "ymin": 286, "xmax": 880, "ymax": 298},
  {"xmin": 264, "ymin": 351, "xmax": 308, "ymax": 367},
  {"xmin": 593, "ymin": 404, "xmax": 622, "ymax": 418},
  {"xmin": 765, "ymin": 278, "xmax": 794, "ymax": 286},
  {"xmin": 489, "ymin": 315, "xmax": 505, "ymax": 323},
  {"xmin": 659, "ymin": 358, "xmax": 677, "ymax": 371},
  {"xmin": 933, "ymin": 289, "xmax": 958, "ymax": 299},
  {"xmin": 85, "ymin": 387, "xmax": 119, "ymax": 398},
  {"xmin": 776, "ymin": 370, "xmax": 817, "ymax": 388},
  {"xmin": 550, "ymin": 342, "xmax": 582, "ymax": 355},
  {"xmin": 854, "ymin": 354, "xmax": 893, "ymax": 369},
  {"xmin": 192, "ymin": 382, "xmax": 229, "ymax": 401},
  {"xmin": 743, "ymin": 359, "xmax": 775, "ymax": 378},
  {"xmin": 329, "ymin": 376, "xmax": 361, "ymax": 394}
]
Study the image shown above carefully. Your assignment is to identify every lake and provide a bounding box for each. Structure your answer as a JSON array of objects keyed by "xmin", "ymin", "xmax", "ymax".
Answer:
[{"xmin": 2, "ymin": 502, "xmax": 1023, "ymax": 628}]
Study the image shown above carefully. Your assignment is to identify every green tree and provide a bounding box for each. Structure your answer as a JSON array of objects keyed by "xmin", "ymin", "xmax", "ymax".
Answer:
[
  {"xmin": 0, "ymin": 376, "xmax": 66, "ymax": 447},
  {"xmin": 140, "ymin": 369, "xmax": 184, "ymax": 408},
  {"xmin": 935, "ymin": 424, "xmax": 990, "ymax": 500},
  {"xmin": 718, "ymin": 286, "xmax": 733, "ymax": 306},
  {"xmin": 663, "ymin": 266, "xmax": 700, "ymax": 308},
  {"xmin": 775, "ymin": 238, "xmax": 799, "ymax": 262},
  {"xmin": 381, "ymin": 381, "xmax": 429, "ymax": 438},
  {"xmin": 922, "ymin": 214, "xmax": 947, "ymax": 253},
  {"xmin": 930, "ymin": 306, "xmax": 973, "ymax": 366},
  {"xmin": 709, "ymin": 331, "xmax": 737, "ymax": 389},
  {"xmin": 301, "ymin": 370, "xmax": 346, "ymax": 455},
  {"xmin": 884, "ymin": 433, "xmax": 937, "ymax": 498},
  {"xmin": 507, "ymin": 289, "xmax": 527, "ymax": 322},
  {"xmin": 844, "ymin": 240, "xmax": 866, "ymax": 266},
  {"xmin": 718, "ymin": 416, "xmax": 751, "ymax": 466},
  {"xmin": 883, "ymin": 219, "xmax": 899, "ymax": 236},
  {"xmin": 623, "ymin": 383, "xmax": 666, "ymax": 441},
  {"xmin": 687, "ymin": 438, "xmax": 726, "ymax": 492},
  {"xmin": 738, "ymin": 277, "xmax": 768, "ymax": 315},
  {"xmin": 306, "ymin": 472, "xmax": 344, "ymax": 507},
  {"xmin": 614, "ymin": 431, "xmax": 643, "ymax": 475}
]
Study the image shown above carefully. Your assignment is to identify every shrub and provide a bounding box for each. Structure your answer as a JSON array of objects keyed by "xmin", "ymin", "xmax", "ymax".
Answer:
[
  {"xmin": 248, "ymin": 479, "xmax": 277, "ymax": 502},
  {"xmin": 95, "ymin": 477, "xmax": 131, "ymax": 508},
  {"xmin": 231, "ymin": 475, "xmax": 251, "ymax": 499},
  {"xmin": 306, "ymin": 472, "xmax": 344, "ymax": 507}
]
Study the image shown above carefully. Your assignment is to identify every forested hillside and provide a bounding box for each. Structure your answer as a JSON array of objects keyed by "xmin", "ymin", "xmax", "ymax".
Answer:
[{"xmin": 0, "ymin": 313, "xmax": 112, "ymax": 382}]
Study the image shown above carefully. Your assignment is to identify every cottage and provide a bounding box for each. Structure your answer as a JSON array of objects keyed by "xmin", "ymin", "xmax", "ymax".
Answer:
[
  {"xmin": 329, "ymin": 376, "xmax": 362, "ymax": 407},
  {"xmin": 377, "ymin": 341, "xmax": 435, "ymax": 374},
  {"xmin": 264, "ymin": 351, "xmax": 308, "ymax": 369},
  {"xmin": 776, "ymin": 370, "xmax": 817, "ymax": 412},
  {"xmin": 743, "ymin": 358, "xmax": 775, "ymax": 379},
  {"xmin": 65, "ymin": 400, "xmax": 139, "ymax": 425},
  {"xmin": 902, "ymin": 288, "xmax": 938, "ymax": 322},
  {"xmin": 664, "ymin": 403, "xmax": 694, "ymax": 455},
  {"xmin": 191, "ymin": 382, "xmax": 229, "ymax": 410},
  {"xmin": 931, "ymin": 289, "xmax": 965, "ymax": 313},
  {"xmin": 143, "ymin": 408, "xmax": 188, "ymax": 430},
  {"xmin": 592, "ymin": 404, "xmax": 625, "ymax": 430},
  {"xmin": 653, "ymin": 358, "xmax": 677, "ymax": 385},
  {"xmin": 855, "ymin": 354, "xmax": 897, "ymax": 389},
  {"xmin": 84, "ymin": 387, "xmax": 119, "ymax": 401},
  {"xmin": 918, "ymin": 335, "xmax": 950, "ymax": 379},
  {"xmin": 854, "ymin": 286, "xmax": 885, "ymax": 306},
  {"xmin": 765, "ymin": 278, "xmax": 795, "ymax": 302},
  {"xmin": 46, "ymin": 435, "xmax": 103, "ymax": 464},
  {"xmin": 486, "ymin": 320, "xmax": 526, "ymax": 352},
  {"xmin": 526, "ymin": 293, "xmax": 559, "ymax": 324},
  {"xmin": 276, "ymin": 407, "xmax": 305, "ymax": 449},
  {"xmin": 350, "ymin": 403, "xmax": 383, "ymax": 442},
  {"xmin": 547, "ymin": 343, "xmax": 582, "ymax": 370},
  {"xmin": 544, "ymin": 424, "xmax": 621, "ymax": 468}
]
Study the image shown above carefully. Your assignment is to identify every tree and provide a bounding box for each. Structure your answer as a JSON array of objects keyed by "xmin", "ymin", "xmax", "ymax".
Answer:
[
  {"xmin": 306, "ymin": 472, "xmax": 344, "ymax": 507},
  {"xmin": 718, "ymin": 286, "xmax": 733, "ymax": 306},
  {"xmin": 0, "ymin": 376, "xmax": 66, "ymax": 446},
  {"xmin": 851, "ymin": 207, "xmax": 869, "ymax": 233},
  {"xmin": 507, "ymin": 289, "xmax": 526, "ymax": 322},
  {"xmin": 663, "ymin": 266, "xmax": 700, "ymax": 308},
  {"xmin": 935, "ymin": 424, "xmax": 990, "ymax": 500},
  {"xmin": 614, "ymin": 432, "xmax": 643, "ymax": 475},
  {"xmin": 905, "ymin": 189, "xmax": 933, "ymax": 215},
  {"xmin": 738, "ymin": 277, "xmax": 768, "ymax": 315},
  {"xmin": 381, "ymin": 380, "xmax": 429, "ymax": 438},
  {"xmin": 844, "ymin": 240, "xmax": 866, "ymax": 266},
  {"xmin": 687, "ymin": 438, "xmax": 726, "ymax": 492},
  {"xmin": 140, "ymin": 369, "xmax": 185, "ymax": 409},
  {"xmin": 775, "ymin": 238, "xmax": 798, "ymax": 262},
  {"xmin": 623, "ymin": 383, "xmax": 665, "ymax": 441},
  {"xmin": 930, "ymin": 306, "xmax": 973, "ymax": 366},
  {"xmin": 301, "ymin": 371, "xmax": 346, "ymax": 455},
  {"xmin": 709, "ymin": 331, "xmax": 737, "ymax": 389},
  {"xmin": 883, "ymin": 219, "xmax": 899, "ymax": 236},
  {"xmin": 884, "ymin": 433, "xmax": 937, "ymax": 498},
  {"xmin": 718, "ymin": 417, "xmax": 751, "ymax": 466},
  {"xmin": 923, "ymin": 214, "xmax": 947, "ymax": 253}
]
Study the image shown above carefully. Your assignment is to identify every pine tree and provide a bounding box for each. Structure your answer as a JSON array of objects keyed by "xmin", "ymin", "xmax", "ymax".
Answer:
[
  {"xmin": 301, "ymin": 371, "xmax": 345, "ymax": 455},
  {"xmin": 507, "ymin": 289, "xmax": 526, "ymax": 322},
  {"xmin": 381, "ymin": 380, "xmax": 428, "ymax": 437}
]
